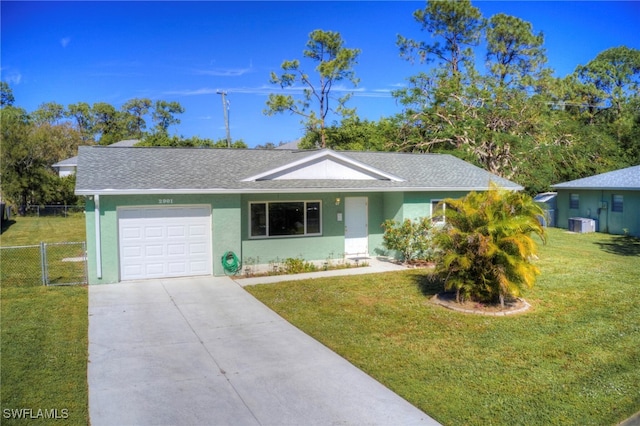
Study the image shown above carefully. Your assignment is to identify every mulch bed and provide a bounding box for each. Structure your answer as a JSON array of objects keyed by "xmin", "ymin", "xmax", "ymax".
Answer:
[{"xmin": 430, "ymin": 291, "xmax": 531, "ymax": 316}]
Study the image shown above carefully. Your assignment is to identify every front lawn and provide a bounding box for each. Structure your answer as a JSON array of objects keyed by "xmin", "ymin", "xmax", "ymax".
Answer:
[
  {"xmin": 1, "ymin": 214, "xmax": 86, "ymax": 246},
  {"xmin": 247, "ymin": 228, "xmax": 640, "ymax": 425},
  {"xmin": 1, "ymin": 215, "xmax": 88, "ymax": 425}
]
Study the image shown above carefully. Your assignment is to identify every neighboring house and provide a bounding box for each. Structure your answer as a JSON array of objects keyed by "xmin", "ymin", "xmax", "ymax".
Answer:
[
  {"xmin": 551, "ymin": 165, "xmax": 640, "ymax": 237},
  {"xmin": 107, "ymin": 139, "xmax": 140, "ymax": 148},
  {"xmin": 52, "ymin": 156, "xmax": 78, "ymax": 177},
  {"xmin": 274, "ymin": 139, "xmax": 301, "ymax": 149},
  {"xmin": 75, "ymin": 146, "xmax": 523, "ymax": 284},
  {"xmin": 52, "ymin": 139, "xmax": 140, "ymax": 177}
]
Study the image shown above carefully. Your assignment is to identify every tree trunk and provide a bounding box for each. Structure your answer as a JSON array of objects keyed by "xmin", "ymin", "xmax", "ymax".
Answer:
[{"xmin": 19, "ymin": 192, "xmax": 28, "ymax": 216}]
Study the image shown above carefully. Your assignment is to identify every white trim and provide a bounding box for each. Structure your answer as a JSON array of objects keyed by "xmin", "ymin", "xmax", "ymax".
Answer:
[
  {"xmin": 94, "ymin": 195, "xmax": 102, "ymax": 279},
  {"xmin": 241, "ymin": 150, "xmax": 405, "ymax": 182},
  {"xmin": 76, "ymin": 185, "xmax": 524, "ymax": 196},
  {"xmin": 248, "ymin": 200, "xmax": 322, "ymax": 239}
]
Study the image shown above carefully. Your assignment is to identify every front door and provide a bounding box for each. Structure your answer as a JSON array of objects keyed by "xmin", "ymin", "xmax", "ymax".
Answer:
[{"xmin": 344, "ymin": 197, "xmax": 368, "ymax": 256}]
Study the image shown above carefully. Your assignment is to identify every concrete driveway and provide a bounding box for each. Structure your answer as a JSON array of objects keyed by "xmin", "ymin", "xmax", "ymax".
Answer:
[{"xmin": 89, "ymin": 276, "xmax": 439, "ymax": 425}]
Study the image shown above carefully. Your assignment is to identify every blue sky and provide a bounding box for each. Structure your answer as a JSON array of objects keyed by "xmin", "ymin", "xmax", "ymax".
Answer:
[{"xmin": 2, "ymin": 1, "xmax": 639, "ymax": 148}]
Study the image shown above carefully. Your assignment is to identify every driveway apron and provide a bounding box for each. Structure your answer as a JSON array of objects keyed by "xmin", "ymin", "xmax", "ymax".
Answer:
[{"xmin": 88, "ymin": 276, "xmax": 439, "ymax": 425}]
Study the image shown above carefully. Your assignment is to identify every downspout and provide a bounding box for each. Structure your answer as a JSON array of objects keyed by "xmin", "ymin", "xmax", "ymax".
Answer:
[
  {"xmin": 602, "ymin": 190, "xmax": 609, "ymax": 234},
  {"xmin": 94, "ymin": 194, "xmax": 102, "ymax": 280}
]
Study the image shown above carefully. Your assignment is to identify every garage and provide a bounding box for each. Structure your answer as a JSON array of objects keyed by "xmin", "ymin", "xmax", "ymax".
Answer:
[{"xmin": 118, "ymin": 206, "xmax": 212, "ymax": 281}]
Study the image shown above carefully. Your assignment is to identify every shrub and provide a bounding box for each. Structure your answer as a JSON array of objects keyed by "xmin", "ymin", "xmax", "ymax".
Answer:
[
  {"xmin": 433, "ymin": 183, "xmax": 546, "ymax": 306},
  {"xmin": 381, "ymin": 217, "xmax": 436, "ymax": 263},
  {"xmin": 283, "ymin": 257, "xmax": 317, "ymax": 274}
]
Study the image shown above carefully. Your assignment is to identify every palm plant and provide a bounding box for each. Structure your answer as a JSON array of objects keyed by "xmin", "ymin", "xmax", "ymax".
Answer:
[{"xmin": 433, "ymin": 183, "xmax": 546, "ymax": 306}]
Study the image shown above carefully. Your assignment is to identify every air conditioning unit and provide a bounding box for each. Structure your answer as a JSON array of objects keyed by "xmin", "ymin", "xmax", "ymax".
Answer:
[{"xmin": 568, "ymin": 217, "xmax": 596, "ymax": 233}]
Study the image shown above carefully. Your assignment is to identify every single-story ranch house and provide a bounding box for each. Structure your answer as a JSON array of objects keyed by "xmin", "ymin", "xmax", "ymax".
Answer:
[
  {"xmin": 551, "ymin": 165, "xmax": 640, "ymax": 237},
  {"xmin": 75, "ymin": 146, "xmax": 522, "ymax": 284}
]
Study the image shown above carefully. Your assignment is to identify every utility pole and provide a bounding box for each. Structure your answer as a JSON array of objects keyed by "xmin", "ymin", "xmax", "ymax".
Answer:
[{"xmin": 216, "ymin": 90, "xmax": 231, "ymax": 148}]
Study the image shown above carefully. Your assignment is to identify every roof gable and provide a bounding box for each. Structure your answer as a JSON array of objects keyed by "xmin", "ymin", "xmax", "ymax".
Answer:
[{"xmin": 242, "ymin": 150, "xmax": 405, "ymax": 182}]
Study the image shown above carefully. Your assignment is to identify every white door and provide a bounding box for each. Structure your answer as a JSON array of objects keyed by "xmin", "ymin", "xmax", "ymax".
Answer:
[
  {"xmin": 344, "ymin": 197, "xmax": 368, "ymax": 256},
  {"xmin": 118, "ymin": 206, "xmax": 212, "ymax": 281}
]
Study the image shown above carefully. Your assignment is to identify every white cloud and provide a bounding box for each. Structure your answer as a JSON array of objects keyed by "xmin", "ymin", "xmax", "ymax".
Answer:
[
  {"xmin": 164, "ymin": 85, "xmax": 393, "ymax": 98},
  {"xmin": 164, "ymin": 88, "xmax": 219, "ymax": 96},
  {"xmin": 192, "ymin": 67, "xmax": 251, "ymax": 77},
  {"xmin": 352, "ymin": 88, "xmax": 394, "ymax": 98},
  {"xmin": 1, "ymin": 68, "xmax": 22, "ymax": 85},
  {"xmin": 60, "ymin": 37, "xmax": 71, "ymax": 48},
  {"xmin": 165, "ymin": 86, "xmax": 274, "ymax": 97}
]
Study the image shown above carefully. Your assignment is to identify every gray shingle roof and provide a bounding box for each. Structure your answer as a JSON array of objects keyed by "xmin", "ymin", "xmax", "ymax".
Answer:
[
  {"xmin": 108, "ymin": 139, "xmax": 139, "ymax": 147},
  {"xmin": 53, "ymin": 156, "xmax": 78, "ymax": 167},
  {"xmin": 274, "ymin": 139, "xmax": 301, "ymax": 150},
  {"xmin": 52, "ymin": 139, "xmax": 140, "ymax": 169},
  {"xmin": 74, "ymin": 146, "xmax": 523, "ymax": 195},
  {"xmin": 552, "ymin": 165, "xmax": 640, "ymax": 190}
]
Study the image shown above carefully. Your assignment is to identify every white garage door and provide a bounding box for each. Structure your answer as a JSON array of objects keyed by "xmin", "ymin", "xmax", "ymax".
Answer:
[{"xmin": 118, "ymin": 206, "xmax": 212, "ymax": 281}]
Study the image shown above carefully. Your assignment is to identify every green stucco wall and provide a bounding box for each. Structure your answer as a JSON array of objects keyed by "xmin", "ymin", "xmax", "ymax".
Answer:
[
  {"xmin": 84, "ymin": 194, "xmax": 242, "ymax": 284},
  {"xmin": 383, "ymin": 192, "xmax": 403, "ymax": 222},
  {"xmin": 83, "ymin": 190, "xmax": 475, "ymax": 284},
  {"xmin": 239, "ymin": 192, "xmax": 387, "ymax": 264},
  {"xmin": 556, "ymin": 189, "xmax": 640, "ymax": 237},
  {"xmin": 377, "ymin": 191, "xmax": 468, "ymax": 260},
  {"xmin": 402, "ymin": 191, "xmax": 467, "ymax": 221}
]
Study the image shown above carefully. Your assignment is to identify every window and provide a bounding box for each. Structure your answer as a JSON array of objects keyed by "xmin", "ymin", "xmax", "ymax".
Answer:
[
  {"xmin": 612, "ymin": 195, "xmax": 623, "ymax": 212},
  {"xmin": 569, "ymin": 194, "xmax": 579, "ymax": 209},
  {"xmin": 250, "ymin": 201, "xmax": 322, "ymax": 238},
  {"xmin": 431, "ymin": 200, "xmax": 446, "ymax": 224}
]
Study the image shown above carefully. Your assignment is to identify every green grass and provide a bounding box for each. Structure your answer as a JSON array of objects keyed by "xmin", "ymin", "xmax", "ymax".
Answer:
[
  {"xmin": 247, "ymin": 228, "xmax": 640, "ymax": 425},
  {"xmin": 2, "ymin": 217, "xmax": 638, "ymax": 425},
  {"xmin": 1, "ymin": 216, "xmax": 87, "ymax": 287},
  {"xmin": 1, "ymin": 215, "xmax": 86, "ymax": 246},
  {"xmin": 1, "ymin": 216, "xmax": 88, "ymax": 425}
]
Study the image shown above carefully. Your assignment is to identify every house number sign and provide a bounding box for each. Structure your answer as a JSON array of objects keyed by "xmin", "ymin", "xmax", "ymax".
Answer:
[{"xmin": 158, "ymin": 199, "xmax": 174, "ymax": 204}]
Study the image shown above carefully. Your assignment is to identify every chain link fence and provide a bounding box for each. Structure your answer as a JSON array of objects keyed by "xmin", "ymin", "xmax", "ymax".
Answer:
[
  {"xmin": 15, "ymin": 205, "xmax": 85, "ymax": 217},
  {"xmin": 0, "ymin": 242, "xmax": 87, "ymax": 287}
]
